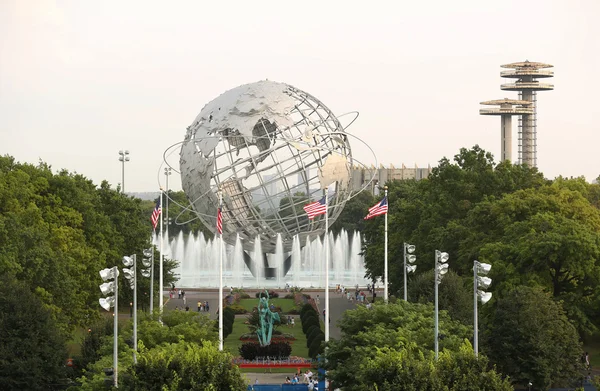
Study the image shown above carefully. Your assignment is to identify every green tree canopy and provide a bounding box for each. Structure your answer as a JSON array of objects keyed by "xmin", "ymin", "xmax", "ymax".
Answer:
[
  {"xmin": 324, "ymin": 301, "xmax": 472, "ymax": 389},
  {"xmin": 123, "ymin": 341, "xmax": 246, "ymax": 391},
  {"xmin": 0, "ymin": 275, "xmax": 68, "ymax": 391},
  {"xmin": 483, "ymin": 286, "xmax": 582, "ymax": 390}
]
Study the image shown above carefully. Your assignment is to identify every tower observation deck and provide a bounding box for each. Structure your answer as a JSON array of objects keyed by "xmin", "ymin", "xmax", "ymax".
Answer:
[
  {"xmin": 479, "ymin": 99, "xmax": 533, "ymax": 162},
  {"xmin": 499, "ymin": 61, "xmax": 554, "ymax": 167}
]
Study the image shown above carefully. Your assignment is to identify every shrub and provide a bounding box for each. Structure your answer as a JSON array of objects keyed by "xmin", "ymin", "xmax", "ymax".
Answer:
[
  {"xmin": 307, "ymin": 328, "xmax": 323, "ymax": 348},
  {"xmin": 308, "ymin": 334, "xmax": 325, "ymax": 359},
  {"xmin": 302, "ymin": 316, "xmax": 320, "ymax": 334},
  {"xmin": 300, "ymin": 303, "xmax": 316, "ymax": 318},
  {"xmin": 239, "ymin": 341, "xmax": 292, "ymax": 360},
  {"xmin": 284, "ymin": 294, "xmax": 295, "ymax": 299},
  {"xmin": 300, "ymin": 308, "xmax": 318, "ymax": 324}
]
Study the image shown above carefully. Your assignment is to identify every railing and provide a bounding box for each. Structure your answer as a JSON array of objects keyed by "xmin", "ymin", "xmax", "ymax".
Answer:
[
  {"xmin": 501, "ymin": 82, "xmax": 554, "ymax": 90},
  {"xmin": 501, "ymin": 70, "xmax": 554, "ymax": 77},
  {"xmin": 479, "ymin": 108, "xmax": 534, "ymax": 115}
]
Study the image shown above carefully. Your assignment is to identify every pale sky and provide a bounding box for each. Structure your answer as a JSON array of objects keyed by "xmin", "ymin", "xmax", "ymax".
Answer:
[{"xmin": 1, "ymin": 0, "xmax": 599, "ymax": 192}]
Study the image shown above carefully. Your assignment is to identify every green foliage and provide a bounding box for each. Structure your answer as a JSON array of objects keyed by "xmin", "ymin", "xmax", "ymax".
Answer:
[
  {"xmin": 0, "ymin": 156, "xmax": 178, "ymax": 334},
  {"xmin": 408, "ymin": 270, "xmax": 473, "ymax": 325},
  {"xmin": 347, "ymin": 342, "xmax": 512, "ymax": 391},
  {"xmin": 123, "ymin": 341, "xmax": 246, "ymax": 391},
  {"xmin": 330, "ymin": 190, "xmax": 375, "ymax": 235},
  {"xmin": 79, "ymin": 317, "xmax": 114, "ymax": 370},
  {"xmin": 308, "ymin": 333, "xmax": 325, "ymax": 359},
  {"xmin": 302, "ymin": 315, "xmax": 320, "ymax": 334},
  {"xmin": 306, "ymin": 326, "xmax": 322, "ymax": 348},
  {"xmin": 129, "ymin": 310, "xmax": 217, "ymax": 351},
  {"xmin": 238, "ymin": 341, "xmax": 292, "ymax": 360},
  {"xmin": 158, "ymin": 190, "xmax": 214, "ymax": 239},
  {"xmin": 324, "ymin": 301, "xmax": 472, "ymax": 388},
  {"xmin": 300, "ymin": 303, "xmax": 317, "ymax": 319},
  {"xmin": 483, "ymin": 286, "xmax": 582, "ymax": 390},
  {"xmin": 0, "ymin": 275, "xmax": 68, "ymax": 390}
]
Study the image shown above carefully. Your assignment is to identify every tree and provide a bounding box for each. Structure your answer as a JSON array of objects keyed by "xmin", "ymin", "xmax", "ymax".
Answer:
[
  {"xmin": 330, "ymin": 190, "xmax": 374, "ymax": 235},
  {"xmin": 483, "ymin": 286, "xmax": 582, "ymax": 390},
  {"xmin": 351, "ymin": 343, "xmax": 512, "ymax": 391},
  {"xmin": 123, "ymin": 341, "xmax": 246, "ymax": 391},
  {"xmin": 324, "ymin": 301, "xmax": 472, "ymax": 389},
  {"xmin": 462, "ymin": 184, "xmax": 600, "ymax": 334},
  {"xmin": 407, "ymin": 270, "xmax": 473, "ymax": 325},
  {"xmin": 0, "ymin": 276, "xmax": 68, "ymax": 390}
]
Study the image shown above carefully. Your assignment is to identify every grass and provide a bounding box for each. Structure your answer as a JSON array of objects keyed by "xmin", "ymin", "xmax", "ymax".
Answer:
[
  {"xmin": 223, "ymin": 318, "xmax": 310, "ymax": 359},
  {"xmin": 583, "ymin": 334, "xmax": 600, "ymax": 369},
  {"xmin": 238, "ymin": 298, "xmax": 298, "ymax": 313}
]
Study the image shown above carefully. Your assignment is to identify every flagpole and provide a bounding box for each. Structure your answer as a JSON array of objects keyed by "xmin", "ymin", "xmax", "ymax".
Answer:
[
  {"xmin": 384, "ymin": 186, "xmax": 388, "ymax": 304},
  {"xmin": 218, "ymin": 191, "xmax": 224, "ymax": 351},
  {"xmin": 325, "ymin": 187, "xmax": 330, "ymax": 343},
  {"xmin": 159, "ymin": 188, "xmax": 164, "ymax": 315}
]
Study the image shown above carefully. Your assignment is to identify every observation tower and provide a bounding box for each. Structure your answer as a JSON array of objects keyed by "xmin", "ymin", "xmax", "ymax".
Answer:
[
  {"xmin": 500, "ymin": 61, "xmax": 554, "ymax": 167},
  {"xmin": 479, "ymin": 99, "xmax": 533, "ymax": 162}
]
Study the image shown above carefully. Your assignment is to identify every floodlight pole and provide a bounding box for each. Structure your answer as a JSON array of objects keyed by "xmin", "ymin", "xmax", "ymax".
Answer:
[
  {"xmin": 159, "ymin": 189, "xmax": 164, "ymax": 315},
  {"xmin": 434, "ymin": 250, "xmax": 440, "ymax": 360},
  {"xmin": 325, "ymin": 187, "xmax": 330, "ymax": 342},
  {"xmin": 112, "ymin": 265, "xmax": 119, "ymax": 387},
  {"xmin": 474, "ymin": 261, "xmax": 479, "ymax": 357},
  {"xmin": 149, "ymin": 249, "xmax": 154, "ymax": 314},
  {"xmin": 218, "ymin": 191, "xmax": 224, "ymax": 351},
  {"xmin": 403, "ymin": 243, "xmax": 408, "ymax": 301},
  {"xmin": 133, "ymin": 254, "xmax": 137, "ymax": 363}
]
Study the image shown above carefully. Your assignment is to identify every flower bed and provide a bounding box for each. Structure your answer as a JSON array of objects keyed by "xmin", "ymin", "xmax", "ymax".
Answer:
[{"xmin": 232, "ymin": 356, "xmax": 315, "ymax": 368}]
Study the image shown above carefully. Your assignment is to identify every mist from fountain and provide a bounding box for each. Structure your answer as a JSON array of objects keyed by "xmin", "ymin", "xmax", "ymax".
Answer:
[{"xmin": 161, "ymin": 229, "xmax": 370, "ymax": 288}]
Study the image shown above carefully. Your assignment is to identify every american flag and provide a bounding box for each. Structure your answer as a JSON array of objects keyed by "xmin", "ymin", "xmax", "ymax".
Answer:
[
  {"xmin": 303, "ymin": 196, "xmax": 327, "ymax": 219},
  {"xmin": 364, "ymin": 196, "xmax": 388, "ymax": 220},
  {"xmin": 216, "ymin": 206, "xmax": 223, "ymax": 234},
  {"xmin": 151, "ymin": 199, "xmax": 161, "ymax": 230}
]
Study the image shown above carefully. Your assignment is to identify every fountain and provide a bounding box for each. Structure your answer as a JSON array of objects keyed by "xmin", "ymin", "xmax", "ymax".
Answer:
[{"xmin": 157, "ymin": 229, "xmax": 371, "ymax": 288}]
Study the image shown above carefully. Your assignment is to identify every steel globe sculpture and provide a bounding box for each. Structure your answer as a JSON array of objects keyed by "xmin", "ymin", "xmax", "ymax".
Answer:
[{"xmin": 179, "ymin": 81, "xmax": 355, "ymax": 276}]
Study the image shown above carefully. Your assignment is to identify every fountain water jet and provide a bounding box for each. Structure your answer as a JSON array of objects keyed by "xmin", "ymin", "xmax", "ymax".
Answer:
[{"xmin": 160, "ymin": 229, "xmax": 370, "ymax": 288}]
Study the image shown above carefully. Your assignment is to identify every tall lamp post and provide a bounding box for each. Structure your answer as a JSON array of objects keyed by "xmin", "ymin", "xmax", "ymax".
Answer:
[
  {"xmin": 164, "ymin": 167, "xmax": 172, "ymax": 231},
  {"xmin": 403, "ymin": 243, "xmax": 416, "ymax": 301},
  {"xmin": 99, "ymin": 266, "xmax": 119, "ymax": 387},
  {"xmin": 473, "ymin": 260, "xmax": 492, "ymax": 357},
  {"xmin": 434, "ymin": 250, "xmax": 449, "ymax": 360},
  {"xmin": 123, "ymin": 255, "xmax": 137, "ymax": 363},
  {"xmin": 118, "ymin": 150, "xmax": 130, "ymax": 194},
  {"xmin": 142, "ymin": 248, "xmax": 153, "ymax": 313}
]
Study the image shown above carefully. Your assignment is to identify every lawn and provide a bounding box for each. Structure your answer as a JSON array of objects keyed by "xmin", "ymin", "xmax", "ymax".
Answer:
[
  {"xmin": 223, "ymin": 317, "xmax": 309, "ymax": 359},
  {"xmin": 238, "ymin": 298, "xmax": 298, "ymax": 313}
]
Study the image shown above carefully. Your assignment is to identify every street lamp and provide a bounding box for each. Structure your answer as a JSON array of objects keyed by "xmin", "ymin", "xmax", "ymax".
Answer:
[
  {"xmin": 99, "ymin": 266, "xmax": 119, "ymax": 387},
  {"xmin": 142, "ymin": 248, "xmax": 154, "ymax": 313},
  {"xmin": 118, "ymin": 150, "xmax": 130, "ymax": 194},
  {"xmin": 473, "ymin": 260, "xmax": 492, "ymax": 357},
  {"xmin": 403, "ymin": 243, "xmax": 417, "ymax": 301},
  {"xmin": 164, "ymin": 167, "xmax": 172, "ymax": 231},
  {"xmin": 434, "ymin": 250, "xmax": 449, "ymax": 360},
  {"xmin": 123, "ymin": 254, "xmax": 137, "ymax": 363}
]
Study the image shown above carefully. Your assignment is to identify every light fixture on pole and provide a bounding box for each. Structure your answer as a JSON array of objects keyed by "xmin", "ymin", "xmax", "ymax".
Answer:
[
  {"xmin": 142, "ymin": 248, "xmax": 154, "ymax": 313},
  {"xmin": 403, "ymin": 243, "xmax": 416, "ymax": 301},
  {"xmin": 99, "ymin": 266, "xmax": 119, "ymax": 388},
  {"xmin": 473, "ymin": 260, "xmax": 492, "ymax": 357},
  {"xmin": 118, "ymin": 150, "xmax": 130, "ymax": 194},
  {"xmin": 434, "ymin": 250, "xmax": 449, "ymax": 360},
  {"xmin": 123, "ymin": 255, "xmax": 137, "ymax": 364}
]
